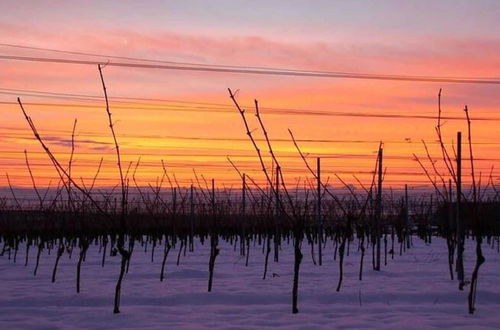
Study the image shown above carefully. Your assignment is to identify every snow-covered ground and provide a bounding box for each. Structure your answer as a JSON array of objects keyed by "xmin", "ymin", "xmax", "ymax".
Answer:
[{"xmin": 1, "ymin": 237, "xmax": 499, "ymax": 329}]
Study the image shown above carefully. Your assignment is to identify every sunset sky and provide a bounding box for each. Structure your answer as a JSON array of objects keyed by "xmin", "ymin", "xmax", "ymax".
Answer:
[{"xmin": 1, "ymin": 1, "xmax": 499, "ymax": 196}]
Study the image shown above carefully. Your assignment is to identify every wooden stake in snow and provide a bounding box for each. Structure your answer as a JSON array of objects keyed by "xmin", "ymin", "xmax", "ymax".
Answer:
[
  {"xmin": 189, "ymin": 184, "xmax": 194, "ymax": 252},
  {"xmin": 317, "ymin": 158, "xmax": 323, "ymax": 266},
  {"xmin": 374, "ymin": 145, "xmax": 383, "ymax": 271},
  {"xmin": 208, "ymin": 179, "xmax": 219, "ymax": 292},
  {"xmin": 456, "ymin": 131, "xmax": 465, "ymax": 290}
]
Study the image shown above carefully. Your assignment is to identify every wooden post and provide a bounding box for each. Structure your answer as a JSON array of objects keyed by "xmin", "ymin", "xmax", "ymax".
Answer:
[
  {"xmin": 274, "ymin": 166, "xmax": 281, "ymax": 263},
  {"xmin": 317, "ymin": 157, "xmax": 323, "ymax": 266},
  {"xmin": 292, "ymin": 232, "xmax": 303, "ymax": 314},
  {"xmin": 405, "ymin": 184, "xmax": 410, "ymax": 248},
  {"xmin": 447, "ymin": 179, "xmax": 455, "ymax": 280},
  {"xmin": 375, "ymin": 145, "xmax": 383, "ymax": 271},
  {"xmin": 456, "ymin": 131, "xmax": 465, "ymax": 289},
  {"xmin": 208, "ymin": 179, "xmax": 219, "ymax": 292},
  {"xmin": 243, "ymin": 173, "xmax": 251, "ymax": 266},
  {"xmin": 189, "ymin": 185, "xmax": 194, "ymax": 252},
  {"xmin": 241, "ymin": 173, "xmax": 246, "ymax": 256},
  {"xmin": 242, "ymin": 173, "xmax": 246, "ymax": 215}
]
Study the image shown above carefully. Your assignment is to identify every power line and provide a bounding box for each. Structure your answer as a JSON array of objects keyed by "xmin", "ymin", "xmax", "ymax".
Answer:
[
  {"xmin": 2, "ymin": 127, "xmax": 500, "ymax": 146},
  {"xmin": 1, "ymin": 175, "xmax": 484, "ymax": 186},
  {"xmin": 2, "ymin": 54, "xmax": 500, "ymax": 84},
  {"xmin": 1, "ymin": 148, "xmax": 499, "ymax": 162},
  {"xmin": 2, "ymin": 99, "xmax": 500, "ymax": 122},
  {"xmin": 0, "ymin": 43, "xmax": 334, "ymax": 73},
  {"xmin": 4, "ymin": 87, "xmax": 497, "ymax": 116},
  {"xmin": 2, "ymin": 159, "xmax": 497, "ymax": 172},
  {"xmin": 2, "ymin": 87, "xmax": 499, "ymax": 121},
  {"xmin": 0, "ymin": 169, "xmax": 490, "ymax": 178},
  {"xmin": 0, "ymin": 87, "xmax": 232, "ymax": 107},
  {"xmin": 2, "ymin": 43, "xmax": 500, "ymax": 83}
]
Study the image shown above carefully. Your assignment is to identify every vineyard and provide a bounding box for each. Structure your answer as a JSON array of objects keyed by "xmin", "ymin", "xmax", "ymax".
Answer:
[{"xmin": 0, "ymin": 66, "xmax": 498, "ymax": 329}]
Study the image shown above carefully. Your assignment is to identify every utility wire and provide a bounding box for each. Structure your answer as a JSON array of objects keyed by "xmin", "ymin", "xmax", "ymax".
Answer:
[
  {"xmin": 1, "ymin": 54, "xmax": 500, "ymax": 84},
  {"xmin": 2, "ymin": 43, "xmax": 500, "ymax": 82},
  {"xmin": 1, "ymin": 130, "xmax": 500, "ymax": 146},
  {"xmin": 2, "ymin": 97, "xmax": 500, "ymax": 122}
]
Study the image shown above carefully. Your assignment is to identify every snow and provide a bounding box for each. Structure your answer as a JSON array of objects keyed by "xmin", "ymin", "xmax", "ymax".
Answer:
[{"xmin": 1, "ymin": 237, "xmax": 499, "ymax": 329}]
